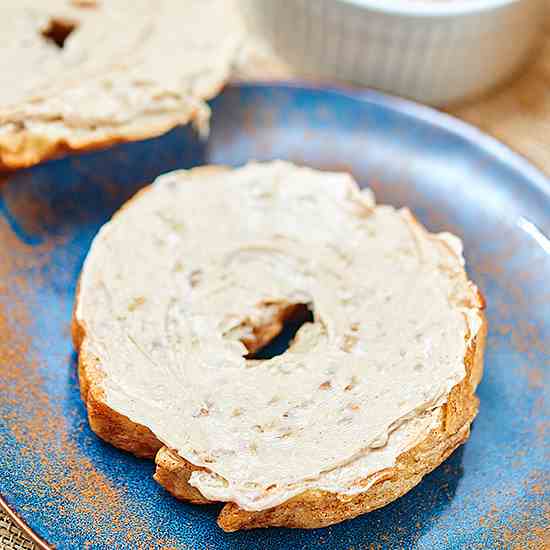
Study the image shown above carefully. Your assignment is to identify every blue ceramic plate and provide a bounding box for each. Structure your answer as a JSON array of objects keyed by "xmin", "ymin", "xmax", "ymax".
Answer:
[{"xmin": 1, "ymin": 83, "xmax": 548, "ymax": 550}]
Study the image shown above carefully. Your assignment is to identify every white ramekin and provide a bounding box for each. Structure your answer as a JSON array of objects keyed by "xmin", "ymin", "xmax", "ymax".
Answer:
[{"xmin": 242, "ymin": 0, "xmax": 545, "ymax": 106}]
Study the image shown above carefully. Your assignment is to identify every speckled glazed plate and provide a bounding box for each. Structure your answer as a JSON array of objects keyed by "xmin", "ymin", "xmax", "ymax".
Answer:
[{"xmin": 1, "ymin": 83, "xmax": 549, "ymax": 550}]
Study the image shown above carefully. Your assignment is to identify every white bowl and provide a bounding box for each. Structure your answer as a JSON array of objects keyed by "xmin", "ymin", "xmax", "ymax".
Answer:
[{"xmin": 242, "ymin": 0, "xmax": 545, "ymax": 106}]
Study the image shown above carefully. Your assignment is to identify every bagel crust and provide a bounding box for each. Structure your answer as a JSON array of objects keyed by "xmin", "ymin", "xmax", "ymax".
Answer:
[{"xmin": 73, "ymin": 162, "xmax": 486, "ymax": 531}]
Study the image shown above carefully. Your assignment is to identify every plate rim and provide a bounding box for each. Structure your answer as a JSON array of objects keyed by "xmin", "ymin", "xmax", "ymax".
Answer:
[
  {"xmin": 2, "ymin": 79, "xmax": 549, "ymax": 550},
  {"xmin": 229, "ymin": 80, "xmax": 550, "ymax": 199},
  {"xmin": 0, "ymin": 494, "xmax": 50, "ymax": 550}
]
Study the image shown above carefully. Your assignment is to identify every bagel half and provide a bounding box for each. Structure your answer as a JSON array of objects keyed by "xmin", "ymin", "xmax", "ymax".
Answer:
[
  {"xmin": 0, "ymin": 0, "xmax": 251, "ymax": 170},
  {"xmin": 73, "ymin": 161, "xmax": 486, "ymax": 531}
]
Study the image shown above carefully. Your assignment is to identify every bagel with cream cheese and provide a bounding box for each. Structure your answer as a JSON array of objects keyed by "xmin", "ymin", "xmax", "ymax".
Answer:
[{"xmin": 73, "ymin": 161, "xmax": 486, "ymax": 531}]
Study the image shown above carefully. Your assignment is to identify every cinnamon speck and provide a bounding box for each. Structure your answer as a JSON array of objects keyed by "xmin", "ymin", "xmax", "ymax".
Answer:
[
  {"xmin": 127, "ymin": 296, "xmax": 146, "ymax": 311},
  {"xmin": 189, "ymin": 269, "xmax": 202, "ymax": 287}
]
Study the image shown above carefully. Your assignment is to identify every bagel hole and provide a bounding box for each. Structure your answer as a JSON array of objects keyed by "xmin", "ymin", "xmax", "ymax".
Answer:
[
  {"xmin": 41, "ymin": 18, "xmax": 77, "ymax": 49},
  {"xmin": 246, "ymin": 303, "xmax": 314, "ymax": 360}
]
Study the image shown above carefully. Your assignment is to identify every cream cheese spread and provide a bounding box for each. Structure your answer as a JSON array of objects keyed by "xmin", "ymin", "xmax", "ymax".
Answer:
[{"xmin": 76, "ymin": 161, "xmax": 483, "ymax": 511}]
